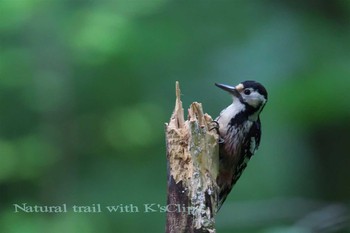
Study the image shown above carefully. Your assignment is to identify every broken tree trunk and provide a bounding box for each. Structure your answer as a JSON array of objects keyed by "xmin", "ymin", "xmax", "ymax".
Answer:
[{"xmin": 165, "ymin": 81, "xmax": 220, "ymax": 233}]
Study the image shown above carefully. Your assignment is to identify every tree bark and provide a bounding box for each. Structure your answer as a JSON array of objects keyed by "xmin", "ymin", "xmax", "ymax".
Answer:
[{"xmin": 165, "ymin": 81, "xmax": 220, "ymax": 233}]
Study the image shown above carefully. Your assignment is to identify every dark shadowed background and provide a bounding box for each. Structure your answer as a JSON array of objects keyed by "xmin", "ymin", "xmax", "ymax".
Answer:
[{"xmin": 1, "ymin": 1, "xmax": 350, "ymax": 232}]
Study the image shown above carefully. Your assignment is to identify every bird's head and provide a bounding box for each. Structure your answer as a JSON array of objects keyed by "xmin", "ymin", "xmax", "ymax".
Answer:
[{"xmin": 215, "ymin": 80, "xmax": 268, "ymax": 113}]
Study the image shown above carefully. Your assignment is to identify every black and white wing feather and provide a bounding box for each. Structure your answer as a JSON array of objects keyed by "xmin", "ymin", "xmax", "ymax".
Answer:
[{"xmin": 232, "ymin": 118, "xmax": 261, "ymax": 186}]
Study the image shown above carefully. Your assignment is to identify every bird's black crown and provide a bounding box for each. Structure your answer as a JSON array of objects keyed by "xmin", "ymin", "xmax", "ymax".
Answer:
[{"xmin": 241, "ymin": 80, "xmax": 268, "ymax": 100}]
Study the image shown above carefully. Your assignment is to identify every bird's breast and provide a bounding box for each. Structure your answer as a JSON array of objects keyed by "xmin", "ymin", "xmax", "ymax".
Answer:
[{"xmin": 216, "ymin": 101, "xmax": 245, "ymax": 136}]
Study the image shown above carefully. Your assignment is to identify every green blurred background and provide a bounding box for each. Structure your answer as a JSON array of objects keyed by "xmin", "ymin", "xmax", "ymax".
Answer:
[{"xmin": 1, "ymin": 0, "xmax": 350, "ymax": 232}]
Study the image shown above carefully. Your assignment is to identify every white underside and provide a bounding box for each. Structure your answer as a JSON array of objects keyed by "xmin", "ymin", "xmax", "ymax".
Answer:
[{"xmin": 215, "ymin": 99, "xmax": 245, "ymax": 135}]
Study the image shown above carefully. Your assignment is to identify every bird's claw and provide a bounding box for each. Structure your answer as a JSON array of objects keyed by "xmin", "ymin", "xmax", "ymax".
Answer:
[
  {"xmin": 209, "ymin": 120, "xmax": 219, "ymax": 132},
  {"xmin": 210, "ymin": 120, "xmax": 225, "ymax": 144}
]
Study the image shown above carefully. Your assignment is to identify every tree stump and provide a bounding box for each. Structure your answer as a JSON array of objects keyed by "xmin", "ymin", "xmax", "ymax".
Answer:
[{"xmin": 165, "ymin": 81, "xmax": 220, "ymax": 233}]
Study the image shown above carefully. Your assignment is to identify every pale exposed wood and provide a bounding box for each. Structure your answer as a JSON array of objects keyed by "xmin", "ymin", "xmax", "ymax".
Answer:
[{"xmin": 165, "ymin": 81, "xmax": 220, "ymax": 233}]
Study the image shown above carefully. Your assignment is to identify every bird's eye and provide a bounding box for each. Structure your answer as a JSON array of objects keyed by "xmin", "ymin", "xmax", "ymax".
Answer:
[{"xmin": 244, "ymin": 89, "xmax": 251, "ymax": 95}]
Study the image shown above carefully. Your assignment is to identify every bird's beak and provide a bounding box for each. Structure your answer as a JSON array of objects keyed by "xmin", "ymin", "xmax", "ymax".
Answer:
[{"xmin": 215, "ymin": 83, "xmax": 243, "ymax": 98}]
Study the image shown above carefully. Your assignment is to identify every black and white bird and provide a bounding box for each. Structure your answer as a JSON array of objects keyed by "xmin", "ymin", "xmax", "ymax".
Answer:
[{"xmin": 214, "ymin": 80, "xmax": 268, "ymax": 210}]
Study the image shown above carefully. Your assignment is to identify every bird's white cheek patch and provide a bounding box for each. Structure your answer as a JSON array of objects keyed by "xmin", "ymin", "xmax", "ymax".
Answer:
[
  {"xmin": 248, "ymin": 96, "xmax": 263, "ymax": 108},
  {"xmin": 246, "ymin": 92, "xmax": 266, "ymax": 108}
]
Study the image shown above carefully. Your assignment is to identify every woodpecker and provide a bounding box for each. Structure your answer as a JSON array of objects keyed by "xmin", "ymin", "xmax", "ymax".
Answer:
[{"xmin": 214, "ymin": 80, "xmax": 268, "ymax": 210}]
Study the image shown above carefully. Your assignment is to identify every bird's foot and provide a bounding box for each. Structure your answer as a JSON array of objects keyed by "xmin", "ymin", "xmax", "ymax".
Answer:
[
  {"xmin": 209, "ymin": 120, "xmax": 219, "ymax": 132},
  {"xmin": 210, "ymin": 120, "xmax": 224, "ymax": 144}
]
